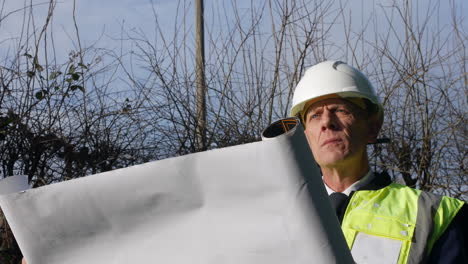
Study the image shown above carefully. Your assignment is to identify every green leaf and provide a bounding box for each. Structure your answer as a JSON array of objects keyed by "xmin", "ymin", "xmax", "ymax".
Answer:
[
  {"xmin": 49, "ymin": 71, "xmax": 62, "ymax": 79},
  {"xmin": 36, "ymin": 64, "xmax": 44, "ymax": 72},
  {"xmin": 27, "ymin": 71, "xmax": 35, "ymax": 78},
  {"xmin": 122, "ymin": 105, "xmax": 131, "ymax": 113},
  {"xmin": 68, "ymin": 64, "xmax": 76, "ymax": 74},
  {"xmin": 35, "ymin": 91, "xmax": 44, "ymax": 100},
  {"xmin": 71, "ymin": 73, "xmax": 80, "ymax": 81},
  {"xmin": 70, "ymin": 85, "xmax": 85, "ymax": 92},
  {"xmin": 78, "ymin": 63, "xmax": 88, "ymax": 70}
]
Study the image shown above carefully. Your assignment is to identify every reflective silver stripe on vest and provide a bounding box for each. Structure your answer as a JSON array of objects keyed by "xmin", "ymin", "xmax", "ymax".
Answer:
[{"xmin": 407, "ymin": 191, "xmax": 442, "ymax": 264}]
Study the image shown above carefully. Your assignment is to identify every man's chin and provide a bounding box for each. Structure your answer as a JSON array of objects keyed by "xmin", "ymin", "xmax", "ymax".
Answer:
[{"xmin": 315, "ymin": 155, "xmax": 348, "ymax": 168}]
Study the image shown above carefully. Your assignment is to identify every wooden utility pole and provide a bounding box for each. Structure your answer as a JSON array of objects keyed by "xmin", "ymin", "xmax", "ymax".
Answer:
[{"xmin": 195, "ymin": 0, "xmax": 207, "ymax": 151}]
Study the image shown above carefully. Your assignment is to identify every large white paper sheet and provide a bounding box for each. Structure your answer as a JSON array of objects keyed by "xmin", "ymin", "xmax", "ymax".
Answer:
[
  {"xmin": 0, "ymin": 175, "xmax": 29, "ymax": 195},
  {"xmin": 0, "ymin": 118, "xmax": 353, "ymax": 264}
]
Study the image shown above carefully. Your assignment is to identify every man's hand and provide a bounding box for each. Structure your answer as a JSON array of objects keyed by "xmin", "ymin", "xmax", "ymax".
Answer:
[{"xmin": 22, "ymin": 257, "xmax": 27, "ymax": 264}]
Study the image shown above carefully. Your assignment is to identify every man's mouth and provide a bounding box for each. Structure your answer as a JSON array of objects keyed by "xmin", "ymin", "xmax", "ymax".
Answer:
[{"xmin": 322, "ymin": 138, "xmax": 342, "ymax": 146}]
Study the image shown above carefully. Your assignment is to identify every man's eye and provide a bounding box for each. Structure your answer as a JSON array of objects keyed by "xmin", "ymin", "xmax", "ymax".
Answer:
[
  {"xmin": 310, "ymin": 113, "xmax": 320, "ymax": 119},
  {"xmin": 336, "ymin": 108, "xmax": 349, "ymax": 114}
]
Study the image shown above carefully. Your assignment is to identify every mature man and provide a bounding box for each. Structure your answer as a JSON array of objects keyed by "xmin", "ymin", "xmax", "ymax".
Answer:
[{"xmin": 290, "ymin": 60, "xmax": 467, "ymax": 263}]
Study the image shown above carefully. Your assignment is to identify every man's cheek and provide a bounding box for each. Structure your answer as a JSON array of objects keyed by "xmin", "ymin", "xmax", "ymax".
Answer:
[{"xmin": 304, "ymin": 130, "xmax": 315, "ymax": 147}]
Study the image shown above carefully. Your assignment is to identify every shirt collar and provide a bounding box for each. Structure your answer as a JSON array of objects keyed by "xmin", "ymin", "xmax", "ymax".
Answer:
[{"xmin": 324, "ymin": 170, "xmax": 374, "ymax": 196}]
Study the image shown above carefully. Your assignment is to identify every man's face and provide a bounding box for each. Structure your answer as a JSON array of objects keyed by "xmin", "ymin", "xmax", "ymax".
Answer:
[{"xmin": 303, "ymin": 98, "xmax": 377, "ymax": 168}]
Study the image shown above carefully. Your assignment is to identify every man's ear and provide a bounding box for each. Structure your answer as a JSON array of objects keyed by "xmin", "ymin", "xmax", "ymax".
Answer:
[{"xmin": 367, "ymin": 114, "xmax": 382, "ymax": 143}]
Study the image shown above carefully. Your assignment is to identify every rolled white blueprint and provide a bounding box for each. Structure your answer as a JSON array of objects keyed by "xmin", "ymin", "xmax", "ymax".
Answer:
[
  {"xmin": 0, "ymin": 118, "xmax": 353, "ymax": 264},
  {"xmin": 0, "ymin": 175, "xmax": 29, "ymax": 195}
]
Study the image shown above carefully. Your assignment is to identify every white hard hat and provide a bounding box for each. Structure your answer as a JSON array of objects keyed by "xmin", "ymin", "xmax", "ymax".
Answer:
[{"xmin": 290, "ymin": 61, "xmax": 383, "ymax": 124}]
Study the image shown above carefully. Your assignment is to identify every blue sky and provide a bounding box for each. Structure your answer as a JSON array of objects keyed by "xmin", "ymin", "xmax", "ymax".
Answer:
[{"xmin": 1, "ymin": 0, "xmax": 466, "ymax": 74}]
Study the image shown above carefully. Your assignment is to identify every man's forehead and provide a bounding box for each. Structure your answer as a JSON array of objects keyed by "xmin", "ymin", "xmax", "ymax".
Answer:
[{"xmin": 305, "ymin": 97, "xmax": 356, "ymax": 112}]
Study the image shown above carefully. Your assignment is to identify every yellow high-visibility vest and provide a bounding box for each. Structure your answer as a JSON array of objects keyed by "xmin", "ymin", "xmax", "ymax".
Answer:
[{"xmin": 342, "ymin": 183, "xmax": 464, "ymax": 264}]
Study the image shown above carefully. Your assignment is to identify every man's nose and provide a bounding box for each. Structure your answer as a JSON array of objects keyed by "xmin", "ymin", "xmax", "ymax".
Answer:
[{"xmin": 321, "ymin": 111, "xmax": 338, "ymax": 131}]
